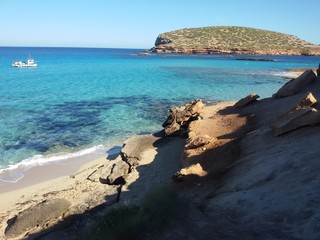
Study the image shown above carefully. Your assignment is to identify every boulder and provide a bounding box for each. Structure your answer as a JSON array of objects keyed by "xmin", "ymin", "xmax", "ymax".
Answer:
[
  {"xmin": 100, "ymin": 157, "xmax": 130, "ymax": 185},
  {"xmin": 163, "ymin": 100, "xmax": 205, "ymax": 136},
  {"xmin": 270, "ymin": 107, "xmax": 320, "ymax": 136},
  {"xmin": 234, "ymin": 93, "xmax": 260, "ymax": 108},
  {"xmin": 121, "ymin": 135, "xmax": 158, "ymax": 167},
  {"xmin": 273, "ymin": 70, "xmax": 316, "ymax": 98},
  {"xmin": 186, "ymin": 134, "xmax": 216, "ymax": 149},
  {"xmin": 291, "ymin": 92, "xmax": 317, "ymax": 111},
  {"xmin": 91, "ymin": 134, "xmax": 160, "ymax": 185},
  {"xmin": 173, "ymin": 163, "xmax": 208, "ymax": 181},
  {"xmin": 164, "ymin": 121, "xmax": 181, "ymax": 136}
]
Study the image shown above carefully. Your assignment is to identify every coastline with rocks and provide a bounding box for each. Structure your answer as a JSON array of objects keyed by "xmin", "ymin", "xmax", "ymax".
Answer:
[{"xmin": 1, "ymin": 66, "xmax": 320, "ymax": 239}]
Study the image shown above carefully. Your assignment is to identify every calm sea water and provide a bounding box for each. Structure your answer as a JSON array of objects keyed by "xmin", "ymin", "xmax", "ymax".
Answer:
[{"xmin": 0, "ymin": 47, "xmax": 319, "ymax": 182}]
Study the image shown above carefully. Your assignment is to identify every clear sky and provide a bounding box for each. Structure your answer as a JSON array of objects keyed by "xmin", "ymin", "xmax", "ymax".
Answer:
[{"xmin": 1, "ymin": 0, "xmax": 319, "ymax": 48}]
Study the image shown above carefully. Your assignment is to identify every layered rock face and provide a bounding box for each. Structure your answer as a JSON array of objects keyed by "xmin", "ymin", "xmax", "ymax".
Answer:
[
  {"xmin": 160, "ymin": 68, "xmax": 320, "ymax": 239},
  {"xmin": 151, "ymin": 45, "xmax": 315, "ymax": 55}
]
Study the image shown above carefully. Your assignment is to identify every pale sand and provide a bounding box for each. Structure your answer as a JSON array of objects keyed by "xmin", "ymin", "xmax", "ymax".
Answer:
[
  {"xmin": 0, "ymin": 149, "xmax": 107, "ymax": 193},
  {"xmin": 282, "ymin": 68, "xmax": 317, "ymax": 79},
  {"xmin": 0, "ymin": 156, "xmax": 105, "ymax": 234},
  {"xmin": 0, "ymin": 146, "xmax": 116, "ymax": 239}
]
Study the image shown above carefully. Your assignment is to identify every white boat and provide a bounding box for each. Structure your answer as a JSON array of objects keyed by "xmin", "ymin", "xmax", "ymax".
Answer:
[{"xmin": 12, "ymin": 58, "xmax": 37, "ymax": 68}]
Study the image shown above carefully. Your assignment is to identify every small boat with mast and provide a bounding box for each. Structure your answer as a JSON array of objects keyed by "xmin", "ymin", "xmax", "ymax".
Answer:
[{"xmin": 12, "ymin": 58, "xmax": 37, "ymax": 68}]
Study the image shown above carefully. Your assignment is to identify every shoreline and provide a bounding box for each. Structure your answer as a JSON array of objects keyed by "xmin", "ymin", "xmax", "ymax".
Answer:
[
  {"xmin": 0, "ymin": 143, "xmax": 124, "ymax": 193},
  {"xmin": 0, "ymin": 148, "xmax": 106, "ymax": 193},
  {"xmin": 0, "ymin": 63, "xmax": 299, "ymax": 189},
  {"xmin": 0, "ymin": 67, "xmax": 307, "ymax": 191},
  {"xmin": 0, "ymin": 130, "xmax": 187, "ymax": 239},
  {"xmin": 277, "ymin": 68, "xmax": 317, "ymax": 79},
  {"xmin": 2, "ymin": 67, "xmax": 320, "ymax": 238}
]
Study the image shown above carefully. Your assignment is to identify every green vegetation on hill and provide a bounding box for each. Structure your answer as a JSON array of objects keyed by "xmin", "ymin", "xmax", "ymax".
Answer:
[{"xmin": 152, "ymin": 26, "xmax": 320, "ymax": 55}]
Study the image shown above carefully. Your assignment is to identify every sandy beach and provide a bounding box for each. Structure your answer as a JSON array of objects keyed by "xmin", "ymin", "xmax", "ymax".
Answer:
[
  {"xmin": 282, "ymin": 68, "xmax": 317, "ymax": 79},
  {"xmin": 0, "ymin": 130, "xmax": 187, "ymax": 239}
]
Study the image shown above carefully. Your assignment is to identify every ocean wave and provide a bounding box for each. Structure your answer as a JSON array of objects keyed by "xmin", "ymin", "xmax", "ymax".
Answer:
[{"xmin": 0, "ymin": 145, "xmax": 105, "ymax": 183}]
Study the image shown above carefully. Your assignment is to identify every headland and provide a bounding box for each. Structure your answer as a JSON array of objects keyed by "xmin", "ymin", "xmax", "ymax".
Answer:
[{"xmin": 149, "ymin": 26, "xmax": 320, "ymax": 56}]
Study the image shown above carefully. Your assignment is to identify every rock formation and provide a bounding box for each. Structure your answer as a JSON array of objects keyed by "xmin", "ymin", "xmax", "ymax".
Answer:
[
  {"xmin": 160, "ymin": 67, "xmax": 320, "ymax": 239},
  {"xmin": 173, "ymin": 163, "xmax": 207, "ymax": 181},
  {"xmin": 185, "ymin": 133, "xmax": 216, "ymax": 149},
  {"xmin": 5, "ymin": 199, "xmax": 71, "ymax": 239},
  {"xmin": 270, "ymin": 107, "xmax": 320, "ymax": 136},
  {"xmin": 273, "ymin": 70, "xmax": 316, "ymax": 98},
  {"xmin": 270, "ymin": 92, "xmax": 320, "ymax": 136},
  {"xmin": 234, "ymin": 93, "xmax": 260, "ymax": 108},
  {"xmin": 162, "ymin": 99, "xmax": 204, "ymax": 136}
]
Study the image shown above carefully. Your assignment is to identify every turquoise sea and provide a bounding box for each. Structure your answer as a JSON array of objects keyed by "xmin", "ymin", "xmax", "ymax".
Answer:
[{"xmin": 0, "ymin": 47, "xmax": 319, "ymax": 182}]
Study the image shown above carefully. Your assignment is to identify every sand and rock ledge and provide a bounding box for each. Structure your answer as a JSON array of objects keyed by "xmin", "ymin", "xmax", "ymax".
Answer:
[{"xmin": 1, "ymin": 67, "xmax": 320, "ymax": 239}]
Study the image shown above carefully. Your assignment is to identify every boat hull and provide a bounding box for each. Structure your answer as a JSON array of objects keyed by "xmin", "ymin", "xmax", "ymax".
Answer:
[{"xmin": 12, "ymin": 58, "xmax": 38, "ymax": 68}]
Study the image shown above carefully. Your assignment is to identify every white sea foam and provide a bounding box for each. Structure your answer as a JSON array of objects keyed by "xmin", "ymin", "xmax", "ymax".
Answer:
[{"xmin": 0, "ymin": 145, "xmax": 106, "ymax": 183}]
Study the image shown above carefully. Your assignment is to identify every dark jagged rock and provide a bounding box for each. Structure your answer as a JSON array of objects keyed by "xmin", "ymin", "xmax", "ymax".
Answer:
[
  {"xmin": 155, "ymin": 36, "xmax": 172, "ymax": 46},
  {"xmin": 163, "ymin": 100, "xmax": 205, "ymax": 136}
]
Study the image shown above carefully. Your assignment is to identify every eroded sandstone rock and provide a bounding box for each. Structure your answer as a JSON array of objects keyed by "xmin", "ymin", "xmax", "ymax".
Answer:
[
  {"xmin": 5, "ymin": 199, "xmax": 71, "ymax": 238},
  {"xmin": 270, "ymin": 107, "xmax": 320, "ymax": 136},
  {"xmin": 186, "ymin": 134, "xmax": 216, "ymax": 149},
  {"xmin": 173, "ymin": 163, "xmax": 207, "ymax": 181},
  {"xmin": 99, "ymin": 157, "xmax": 130, "ymax": 185},
  {"xmin": 234, "ymin": 93, "xmax": 260, "ymax": 108},
  {"xmin": 291, "ymin": 92, "xmax": 317, "ymax": 111},
  {"xmin": 273, "ymin": 70, "xmax": 316, "ymax": 98},
  {"xmin": 163, "ymin": 100, "xmax": 205, "ymax": 136}
]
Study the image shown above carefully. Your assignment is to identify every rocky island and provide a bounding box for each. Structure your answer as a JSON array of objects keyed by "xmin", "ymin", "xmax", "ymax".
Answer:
[{"xmin": 149, "ymin": 26, "xmax": 320, "ymax": 56}]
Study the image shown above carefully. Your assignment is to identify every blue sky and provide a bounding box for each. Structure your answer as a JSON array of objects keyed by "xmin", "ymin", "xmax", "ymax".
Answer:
[{"xmin": 0, "ymin": 0, "xmax": 319, "ymax": 48}]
